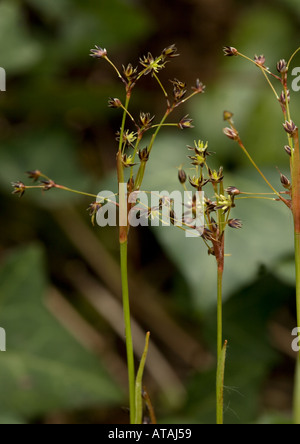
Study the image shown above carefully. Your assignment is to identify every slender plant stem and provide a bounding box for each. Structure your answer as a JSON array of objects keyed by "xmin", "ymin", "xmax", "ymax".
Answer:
[
  {"xmin": 294, "ymin": 232, "xmax": 300, "ymax": 424},
  {"xmin": 217, "ymin": 340, "xmax": 227, "ymax": 425},
  {"xmin": 217, "ymin": 267, "xmax": 223, "ymax": 360},
  {"xmin": 120, "ymin": 240, "xmax": 136, "ymax": 424},
  {"xmin": 216, "ymin": 263, "xmax": 225, "ymax": 424}
]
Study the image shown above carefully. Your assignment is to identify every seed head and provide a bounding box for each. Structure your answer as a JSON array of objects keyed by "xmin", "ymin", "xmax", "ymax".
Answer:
[
  {"xmin": 223, "ymin": 127, "xmax": 239, "ymax": 141},
  {"xmin": 254, "ymin": 55, "xmax": 266, "ymax": 66},
  {"xmin": 225, "ymin": 186, "xmax": 241, "ymax": 196},
  {"xmin": 284, "ymin": 145, "xmax": 292, "ymax": 157},
  {"xmin": 41, "ymin": 180, "xmax": 56, "ymax": 191},
  {"xmin": 283, "ymin": 120, "xmax": 297, "ymax": 135},
  {"xmin": 139, "ymin": 112, "xmax": 155, "ymax": 131},
  {"xmin": 123, "ymin": 64, "xmax": 138, "ymax": 82},
  {"xmin": 90, "ymin": 45, "xmax": 107, "ymax": 59},
  {"xmin": 108, "ymin": 97, "xmax": 122, "ymax": 109},
  {"xmin": 223, "ymin": 46, "xmax": 238, "ymax": 57},
  {"xmin": 138, "ymin": 147, "xmax": 150, "ymax": 162},
  {"xmin": 178, "ymin": 168, "xmax": 187, "ymax": 184},
  {"xmin": 208, "ymin": 167, "xmax": 224, "ymax": 184},
  {"xmin": 27, "ymin": 170, "xmax": 42, "ymax": 182},
  {"xmin": 277, "ymin": 59, "xmax": 288, "ymax": 74},
  {"xmin": 170, "ymin": 78, "xmax": 187, "ymax": 102},
  {"xmin": 12, "ymin": 181, "xmax": 26, "ymax": 198},
  {"xmin": 191, "ymin": 79, "xmax": 206, "ymax": 94},
  {"xmin": 161, "ymin": 44, "xmax": 179, "ymax": 60},
  {"xmin": 279, "ymin": 90, "xmax": 290, "ymax": 107},
  {"xmin": 228, "ymin": 219, "xmax": 243, "ymax": 229},
  {"xmin": 223, "ymin": 111, "xmax": 234, "ymax": 122},
  {"xmin": 122, "ymin": 154, "xmax": 137, "ymax": 168},
  {"xmin": 189, "ymin": 175, "xmax": 209, "ymax": 189},
  {"xmin": 280, "ymin": 173, "xmax": 291, "ymax": 190},
  {"xmin": 87, "ymin": 202, "xmax": 102, "ymax": 226},
  {"xmin": 178, "ymin": 115, "xmax": 194, "ymax": 130}
]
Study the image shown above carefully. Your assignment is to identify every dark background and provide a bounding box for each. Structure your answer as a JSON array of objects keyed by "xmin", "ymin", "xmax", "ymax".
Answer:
[{"xmin": 0, "ymin": 0, "xmax": 299, "ymax": 424}]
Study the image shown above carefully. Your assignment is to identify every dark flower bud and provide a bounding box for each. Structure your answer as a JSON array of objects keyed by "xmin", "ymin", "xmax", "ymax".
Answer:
[
  {"xmin": 254, "ymin": 55, "xmax": 266, "ymax": 66},
  {"xmin": 169, "ymin": 209, "xmax": 176, "ymax": 225},
  {"xmin": 225, "ymin": 186, "xmax": 241, "ymax": 196},
  {"xmin": 11, "ymin": 181, "xmax": 26, "ymax": 198},
  {"xmin": 171, "ymin": 78, "xmax": 187, "ymax": 102},
  {"xmin": 228, "ymin": 219, "xmax": 243, "ymax": 229},
  {"xmin": 108, "ymin": 97, "xmax": 122, "ymax": 108},
  {"xmin": 277, "ymin": 59, "xmax": 288, "ymax": 74},
  {"xmin": 27, "ymin": 170, "xmax": 42, "ymax": 182},
  {"xmin": 279, "ymin": 90, "xmax": 290, "ymax": 106},
  {"xmin": 283, "ymin": 120, "xmax": 297, "ymax": 135},
  {"xmin": 90, "ymin": 46, "xmax": 107, "ymax": 59},
  {"xmin": 284, "ymin": 145, "xmax": 292, "ymax": 156},
  {"xmin": 178, "ymin": 169, "xmax": 187, "ymax": 184},
  {"xmin": 223, "ymin": 46, "xmax": 238, "ymax": 57},
  {"xmin": 87, "ymin": 202, "xmax": 102, "ymax": 226},
  {"xmin": 161, "ymin": 44, "xmax": 179, "ymax": 60},
  {"xmin": 41, "ymin": 180, "xmax": 56, "ymax": 191},
  {"xmin": 178, "ymin": 115, "xmax": 194, "ymax": 130},
  {"xmin": 210, "ymin": 217, "xmax": 218, "ymax": 232},
  {"xmin": 138, "ymin": 147, "xmax": 150, "ymax": 162},
  {"xmin": 201, "ymin": 228, "xmax": 215, "ymax": 241},
  {"xmin": 191, "ymin": 79, "xmax": 205, "ymax": 94},
  {"xmin": 280, "ymin": 173, "xmax": 291, "ymax": 190},
  {"xmin": 223, "ymin": 111, "xmax": 234, "ymax": 122},
  {"xmin": 223, "ymin": 127, "xmax": 239, "ymax": 141},
  {"xmin": 127, "ymin": 177, "xmax": 135, "ymax": 193}
]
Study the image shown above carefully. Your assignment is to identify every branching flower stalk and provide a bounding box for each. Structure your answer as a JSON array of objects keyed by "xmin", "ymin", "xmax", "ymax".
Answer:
[
  {"xmin": 175, "ymin": 141, "xmax": 242, "ymax": 424},
  {"xmin": 223, "ymin": 46, "xmax": 300, "ymax": 424},
  {"xmin": 13, "ymin": 44, "xmax": 205, "ymax": 424}
]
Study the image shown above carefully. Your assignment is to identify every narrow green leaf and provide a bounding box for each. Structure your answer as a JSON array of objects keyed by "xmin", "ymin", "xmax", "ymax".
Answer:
[
  {"xmin": 135, "ymin": 332, "xmax": 150, "ymax": 425},
  {"xmin": 216, "ymin": 340, "xmax": 228, "ymax": 425}
]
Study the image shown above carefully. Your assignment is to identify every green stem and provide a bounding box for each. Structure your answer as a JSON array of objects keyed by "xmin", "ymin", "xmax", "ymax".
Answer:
[
  {"xmin": 120, "ymin": 241, "xmax": 136, "ymax": 424},
  {"xmin": 217, "ymin": 267, "xmax": 223, "ymax": 362},
  {"xmin": 216, "ymin": 263, "xmax": 224, "ymax": 425},
  {"xmin": 217, "ymin": 340, "xmax": 228, "ymax": 425},
  {"xmin": 294, "ymin": 232, "xmax": 300, "ymax": 425}
]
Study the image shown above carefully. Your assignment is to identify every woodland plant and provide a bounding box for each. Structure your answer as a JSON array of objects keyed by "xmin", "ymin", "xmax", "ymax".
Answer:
[
  {"xmin": 12, "ymin": 44, "xmax": 205, "ymax": 424},
  {"xmin": 223, "ymin": 46, "xmax": 300, "ymax": 425},
  {"xmin": 11, "ymin": 42, "xmax": 300, "ymax": 425}
]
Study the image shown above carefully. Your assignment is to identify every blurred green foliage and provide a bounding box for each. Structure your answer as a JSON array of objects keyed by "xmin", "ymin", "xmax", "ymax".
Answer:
[{"xmin": 0, "ymin": 0, "xmax": 299, "ymax": 424}]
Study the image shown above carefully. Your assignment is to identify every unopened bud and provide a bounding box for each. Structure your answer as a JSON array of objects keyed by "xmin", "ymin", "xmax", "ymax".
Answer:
[{"xmin": 178, "ymin": 169, "xmax": 187, "ymax": 184}]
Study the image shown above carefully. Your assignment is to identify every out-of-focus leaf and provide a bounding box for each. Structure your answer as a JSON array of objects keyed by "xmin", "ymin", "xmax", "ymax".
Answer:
[
  {"xmin": 0, "ymin": 415, "xmax": 26, "ymax": 425},
  {"xmin": 24, "ymin": 0, "xmax": 72, "ymax": 20},
  {"xmin": 0, "ymin": 130, "xmax": 93, "ymax": 206},
  {"xmin": 0, "ymin": 2, "xmax": 42, "ymax": 73},
  {"xmin": 0, "ymin": 245, "xmax": 123, "ymax": 419}
]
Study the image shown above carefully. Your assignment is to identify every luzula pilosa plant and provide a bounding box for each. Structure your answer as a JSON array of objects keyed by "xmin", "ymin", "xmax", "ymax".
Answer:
[
  {"xmin": 12, "ymin": 44, "xmax": 205, "ymax": 424},
  {"xmin": 223, "ymin": 46, "xmax": 300, "ymax": 425},
  {"xmin": 176, "ymin": 141, "xmax": 241, "ymax": 424}
]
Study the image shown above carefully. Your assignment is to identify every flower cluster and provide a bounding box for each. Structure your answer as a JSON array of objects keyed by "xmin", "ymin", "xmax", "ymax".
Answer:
[{"xmin": 178, "ymin": 140, "xmax": 242, "ymax": 257}]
